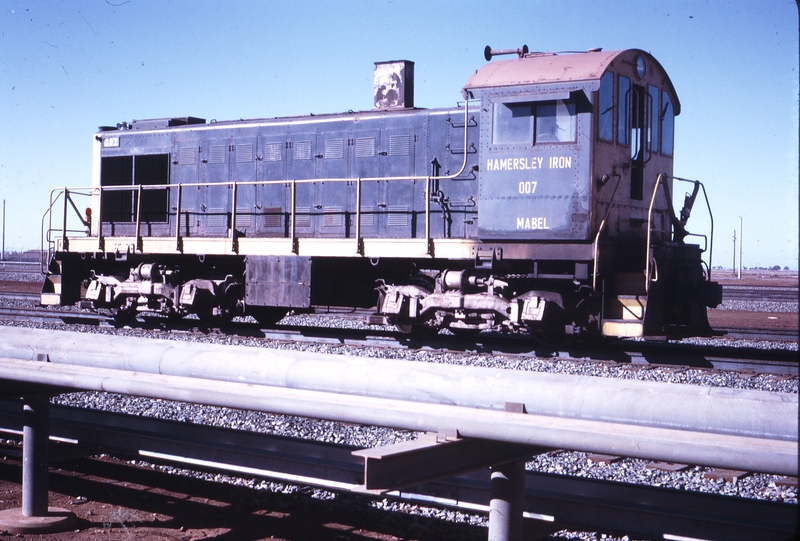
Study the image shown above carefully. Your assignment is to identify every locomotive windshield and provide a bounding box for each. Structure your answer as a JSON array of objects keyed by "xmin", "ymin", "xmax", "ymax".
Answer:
[{"xmin": 492, "ymin": 99, "xmax": 576, "ymax": 145}]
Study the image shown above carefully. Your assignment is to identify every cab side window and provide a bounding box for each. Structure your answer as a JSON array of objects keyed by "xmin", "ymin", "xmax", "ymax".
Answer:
[
  {"xmin": 648, "ymin": 85, "xmax": 659, "ymax": 152},
  {"xmin": 661, "ymin": 93, "xmax": 675, "ymax": 156},
  {"xmin": 598, "ymin": 72, "xmax": 614, "ymax": 141},
  {"xmin": 617, "ymin": 76, "xmax": 630, "ymax": 146}
]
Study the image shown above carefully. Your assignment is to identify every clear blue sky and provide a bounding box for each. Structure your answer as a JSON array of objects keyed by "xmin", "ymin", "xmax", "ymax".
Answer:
[{"xmin": 1, "ymin": 0, "xmax": 797, "ymax": 269}]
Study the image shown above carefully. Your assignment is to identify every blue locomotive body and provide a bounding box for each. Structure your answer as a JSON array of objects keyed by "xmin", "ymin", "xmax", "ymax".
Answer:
[{"xmin": 42, "ymin": 49, "xmax": 721, "ymax": 340}]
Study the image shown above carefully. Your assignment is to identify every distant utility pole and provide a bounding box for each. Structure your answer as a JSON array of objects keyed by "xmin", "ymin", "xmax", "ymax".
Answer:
[
  {"xmin": 1, "ymin": 199, "xmax": 4, "ymax": 262},
  {"xmin": 732, "ymin": 229, "xmax": 737, "ymax": 276},
  {"xmin": 738, "ymin": 216, "xmax": 743, "ymax": 280}
]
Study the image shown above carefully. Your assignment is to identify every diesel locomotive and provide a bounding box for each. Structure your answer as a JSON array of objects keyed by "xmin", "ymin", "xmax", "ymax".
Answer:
[{"xmin": 41, "ymin": 46, "xmax": 722, "ymax": 340}]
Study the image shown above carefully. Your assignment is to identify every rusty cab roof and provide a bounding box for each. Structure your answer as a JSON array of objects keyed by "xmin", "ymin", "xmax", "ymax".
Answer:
[{"xmin": 462, "ymin": 48, "xmax": 680, "ymax": 115}]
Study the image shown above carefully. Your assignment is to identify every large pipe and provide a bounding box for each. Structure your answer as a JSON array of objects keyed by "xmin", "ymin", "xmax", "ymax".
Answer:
[
  {"xmin": 0, "ymin": 357, "xmax": 795, "ymax": 476},
  {"xmin": 0, "ymin": 328, "xmax": 795, "ymax": 443}
]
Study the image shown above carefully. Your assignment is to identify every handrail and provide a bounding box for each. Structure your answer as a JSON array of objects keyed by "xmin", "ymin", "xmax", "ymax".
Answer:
[
  {"xmin": 591, "ymin": 174, "xmax": 622, "ymax": 292},
  {"xmin": 648, "ymin": 174, "xmax": 716, "ymax": 286},
  {"xmin": 40, "ymin": 188, "xmax": 93, "ymax": 273},
  {"xmin": 40, "ymin": 190, "xmax": 63, "ymax": 273},
  {"xmin": 645, "ymin": 173, "xmax": 665, "ymax": 293},
  {"xmin": 47, "ymin": 100, "xmax": 476, "ymax": 255},
  {"xmin": 673, "ymin": 176, "xmax": 715, "ymax": 281}
]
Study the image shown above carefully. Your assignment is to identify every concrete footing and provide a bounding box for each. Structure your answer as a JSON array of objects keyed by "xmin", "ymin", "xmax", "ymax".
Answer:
[
  {"xmin": 0, "ymin": 507, "xmax": 76, "ymax": 534},
  {"xmin": 0, "ymin": 396, "xmax": 76, "ymax": 534}
]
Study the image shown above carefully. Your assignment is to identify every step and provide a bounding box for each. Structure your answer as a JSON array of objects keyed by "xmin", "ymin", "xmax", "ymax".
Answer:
[{"xmin": 602, "ymin": 319, "xmax": 644, "ymax": 337}]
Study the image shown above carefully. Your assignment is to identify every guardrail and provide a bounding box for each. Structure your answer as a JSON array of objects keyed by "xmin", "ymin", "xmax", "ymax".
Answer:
[
  {"xmin": 0, "ymin": 326, "xmax": 796, "ymax": 539},
  {"xmin": 0, "ymin": 399, "xmax": 795, "ymax": 541}
]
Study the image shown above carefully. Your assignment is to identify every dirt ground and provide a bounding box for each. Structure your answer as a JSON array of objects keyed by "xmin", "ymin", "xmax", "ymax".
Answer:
[
  {"xmin": 713, "ymin": 269, "xmax": 798, "ymax": 287},
  {"xmin": 0, "ymin": 452, "xmax": 489, "ymax": 541},
  {"xmin": 706, "ymin": 309, "xmax": 798, "ymax": 331}
]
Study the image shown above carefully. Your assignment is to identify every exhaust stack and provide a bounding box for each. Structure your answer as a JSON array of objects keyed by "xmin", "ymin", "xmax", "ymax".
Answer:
[{"xmin": 374, "ymin": 60, "xmax": 414, "ymax": 109}]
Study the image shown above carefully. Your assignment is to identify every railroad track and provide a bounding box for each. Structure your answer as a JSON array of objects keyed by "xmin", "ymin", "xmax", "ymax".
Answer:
[
  {"xmin": 3, "ymin": 276, "xmax": 799, "ymax": 302},
  {"xmin": 0, "ymin": 399, "xmax": 795, "ymax": 541},
  {"xmin": 722, "ymin": 285, "xmax": 799, "ymax": 302},
  {"xmin": 0, "ymin": 302, "xmax": 796, "ymax": 377}
]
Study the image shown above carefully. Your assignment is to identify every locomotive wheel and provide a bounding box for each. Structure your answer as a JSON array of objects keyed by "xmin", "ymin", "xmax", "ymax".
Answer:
[
  {"xmin": 197, "ymin": 311, "xmax": 234, "ymax": 327},
  {"xmin": 109, "ymin": 306, "xmax": 137, "ymax": 325},
  {"xmin": 449, "ymin": 328, "xmax": 481, "ymax": 339}
]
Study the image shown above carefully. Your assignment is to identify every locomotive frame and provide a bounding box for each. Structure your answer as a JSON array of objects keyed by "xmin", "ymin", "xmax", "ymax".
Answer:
[{"xmin": 41, "ymin": 47, "xmax": 722, "ymax": 341}]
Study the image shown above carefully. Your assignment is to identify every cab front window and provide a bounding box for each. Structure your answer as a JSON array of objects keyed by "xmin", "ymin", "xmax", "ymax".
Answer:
[
  {"xmin": 492, "ymin": 102, "xmax": 533, "ymax": 145},
  {"xmin": 492, "ymin": 99, "xmax": 576, "ymax": 146},
  {"xmin": 535, "ymin": 100, "xmax": 576, "ymax": 143}
]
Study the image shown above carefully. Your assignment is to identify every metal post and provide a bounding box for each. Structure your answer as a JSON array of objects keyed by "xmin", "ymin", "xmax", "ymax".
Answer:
[
  {"xmin": 425, "ymin": 176, "xmax": 432, "ymax": 255},
  {"xmin": 732, "ymin": 230, "xmax": 737, "ymax": 277},
  {"xmin": 2, "ymin": 198, "xmax": 5, "ymax": 261},
  {"xmin": 175, "ymin": 184, "xmax": 183, "ymax": 252},
  {"xmin": 355, "ymin": 178, "xmax": 362, "ymax": 255},
  {"xmin": 22, "ymin": 396, "xmax": 49, "ymax": 516},
  {"xmin": 488, "ymin": 461, "xmax": 526, "ymax": 541},
  {"xmin": 231, "ymin": 182, "xmax": 238, "ymax": 253},
  {"xmin": 290, "ymin": 180, "xmax": 297, "ymax": 254},
  {"xmin": 134, "ymin": 184, "xmax": 142, "ymax": 252},
  {"xmin": 738, "ymin": 216, "xmax": 742, "ymax": 279}
]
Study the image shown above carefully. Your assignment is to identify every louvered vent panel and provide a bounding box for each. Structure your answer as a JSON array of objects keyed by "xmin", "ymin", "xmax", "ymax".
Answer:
[
  {"xmin": 262, "ymin": 207, "xmax": 283, "ymax": 228},
  {"xmin": 294, "ymin": 207, "xmax": 311, "ymax": 228},
  {"xmin": 209, "ymin": 145, "xmax": 227, "ymax": 164},
  {"xmin": 236, "ymin": 144, "xmax": 253, "ymax": 163},
  {"xmin": 389, "ymin": 135, "xmax": 411, "ymax": 156},
  {"xmin": 356, "ymin": 138, "xmax": 376, "ymax": 158},
  {"xmin": 264, "ymin": 142, "xmax": 283, "ymax": 162},
  {"xmin": 388, "ymin": 205, "xmax": 409, "ymax": 227},
  {"xmin": 359, "ymin": 206, "xmax": 374, "ymax": 227},
  {"xmin": 234, "ymin": 214, "xmax": 252, "ymax": 228},
  {"xmin": 323, "ymin": 207, "xmax": 343, "ymax": 227},
  {"xmin": 324, "ymin": 139, "xmax": 344, "ymax": 159},
  {"xmin": 294, "ymin": 141, "xmax": 312, "ymax": 160},
  {"xmin": 207, "ymin": 208, "xmax": 227, "ymax": 228},
  {"xmin": 179, "ymin": 147, "xmax": 196, "ymax": 165}
]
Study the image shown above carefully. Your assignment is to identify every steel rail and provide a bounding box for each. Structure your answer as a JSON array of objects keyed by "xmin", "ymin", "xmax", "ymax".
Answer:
[
  {"xmin": 0, "ymin": 400, "xmax": 795, "ymax": 541},
  {"xmin": 0, "ymin": 356, "xmax": 795, "ymax": 476}
]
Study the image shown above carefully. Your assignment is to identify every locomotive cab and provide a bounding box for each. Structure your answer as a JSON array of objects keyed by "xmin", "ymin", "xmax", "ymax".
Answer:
[{"xmin": 462, "ymin": 48, "xmax": 720, "ymax": 339}]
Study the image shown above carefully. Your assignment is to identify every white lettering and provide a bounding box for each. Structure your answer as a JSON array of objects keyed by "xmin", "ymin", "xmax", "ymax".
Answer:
[
  {"xmin": 517, "ymin": 181, "xmax": 538, "ymax": 195},
  {"xmin": 515, "ymin": 217, "xmax": 549, "ymax": 230},
  {"xmin": 549, "ymin": 156, "xmax": 572, "ymax": 169},
  {"xmin": 486, "ymin": 156, "xmax": 546, "ymax": 171}
]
